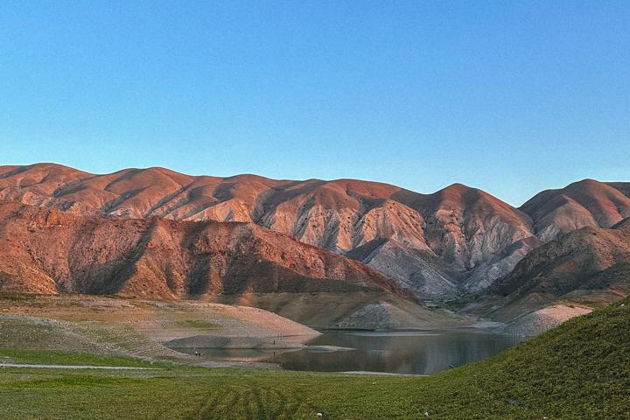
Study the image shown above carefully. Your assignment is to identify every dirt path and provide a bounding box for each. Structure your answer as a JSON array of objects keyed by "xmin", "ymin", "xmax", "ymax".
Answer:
[{"xmin": 0, "ymin": 363, "xmax": 153, "ymax": 370}]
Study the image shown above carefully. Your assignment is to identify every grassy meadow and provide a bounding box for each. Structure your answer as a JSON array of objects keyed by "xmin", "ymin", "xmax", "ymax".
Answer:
[{"xmin": 0, "ymin": 299, "xmax": 627, "ymax": 419}]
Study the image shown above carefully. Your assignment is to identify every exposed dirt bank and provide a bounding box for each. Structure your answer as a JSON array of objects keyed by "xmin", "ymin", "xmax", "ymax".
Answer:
[
  {"xmin": 0, "ymin": 294, "xmax": 318, "ymax": 363},
  {"xmin": 499, "ymin": 304, "xmax": 593, "ymax": 336}
]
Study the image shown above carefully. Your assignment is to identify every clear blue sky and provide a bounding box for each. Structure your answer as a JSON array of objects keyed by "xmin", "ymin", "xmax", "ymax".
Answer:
[{"xmin": 1, "ymin": 1, "xmax": 629, "ymax": 205}]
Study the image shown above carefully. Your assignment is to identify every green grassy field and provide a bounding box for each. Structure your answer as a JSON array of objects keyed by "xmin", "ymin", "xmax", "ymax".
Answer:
[{"xmin": 0, "ymin": 299, "xmax": 628, "ymax": 419}]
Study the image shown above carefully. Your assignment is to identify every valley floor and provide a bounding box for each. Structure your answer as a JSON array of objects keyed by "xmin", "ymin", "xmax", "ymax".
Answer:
[
  {"xmin": 0, "ymin": 299, "xmax": 627, "ymax": 419},
  {"xmin": 0, "ymin": 293, "xmax": 472, "ymax": 366}
]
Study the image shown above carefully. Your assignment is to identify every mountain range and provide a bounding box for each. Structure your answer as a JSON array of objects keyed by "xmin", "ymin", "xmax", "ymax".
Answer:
[{"xmin": 1, "ymin": 162, "xmax": 629, "ymax": 326}]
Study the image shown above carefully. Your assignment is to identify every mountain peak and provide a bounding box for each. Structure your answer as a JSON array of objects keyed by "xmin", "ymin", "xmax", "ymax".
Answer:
[{"xmin": 0, "ymin": 162, "xmax": 628, "ymax": 299}]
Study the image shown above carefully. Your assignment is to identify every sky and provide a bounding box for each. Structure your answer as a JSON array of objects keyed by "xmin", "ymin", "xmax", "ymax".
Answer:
[{"xmin": 1, "ymin": 1, "xmax": 629, "ymax": 206}]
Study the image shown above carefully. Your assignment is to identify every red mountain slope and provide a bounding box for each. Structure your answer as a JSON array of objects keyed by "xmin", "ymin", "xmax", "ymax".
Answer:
[
  {"xmin": 520, "ymin": 179, "xmax": 630, "ymax": 241},
  {"xmin": 0, "ymin": 200, "xmax": 403, "ymax": 299},
  {"xmin": 3, "ymin": 164, "xmax": 627, "ymax": 297},
  {"xmin": 0, "ymin": 163, "xmax": 538, "ymax": 297}
]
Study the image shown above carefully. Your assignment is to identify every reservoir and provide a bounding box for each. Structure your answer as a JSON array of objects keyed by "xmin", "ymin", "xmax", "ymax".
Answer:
[{"xmin": 175, "ymin": 329, "xmax": 524, "ymax": 375}]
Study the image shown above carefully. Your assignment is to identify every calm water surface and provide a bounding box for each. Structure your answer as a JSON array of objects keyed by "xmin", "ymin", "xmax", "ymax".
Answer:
[{"xmin": 182, "ymin": 329, "xmax": 524, "ymax": 375}]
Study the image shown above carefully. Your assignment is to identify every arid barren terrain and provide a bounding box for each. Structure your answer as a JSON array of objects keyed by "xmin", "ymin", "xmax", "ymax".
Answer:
[{"xmin": 0, "ymin": 163, "xmax": 628, "ymax": 332}]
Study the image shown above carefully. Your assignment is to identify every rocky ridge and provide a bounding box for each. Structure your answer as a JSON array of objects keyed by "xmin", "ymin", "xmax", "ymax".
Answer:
[
  {"xmin": 1, "ymin": 163, "xmax": 629, "ymax": 299},
  {"xmin": 0, "ymin": 200, "xmax": 403, "ymax": 299}
]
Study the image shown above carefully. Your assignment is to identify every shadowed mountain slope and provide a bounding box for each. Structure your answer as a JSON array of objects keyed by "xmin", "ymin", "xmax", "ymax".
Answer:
[
  {"xmin": 1, "ymin": 163, "xmax": 628, "ymax": 297},
  {"xmin": 0, "ymin": 163, "xmax": 540, "ymax": 297},
  {"xmin": 486, "ymin": 217, "xmax": 630, "ymax": 320},
  {"xmin": 0, "ymin": 200, "xmax": 405, "ymax": 300}
]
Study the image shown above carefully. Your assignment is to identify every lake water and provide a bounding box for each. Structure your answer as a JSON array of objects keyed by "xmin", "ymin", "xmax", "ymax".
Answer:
[{"xmin": 177, "ymin": 329, "xmax": 524, "ymax": 375}]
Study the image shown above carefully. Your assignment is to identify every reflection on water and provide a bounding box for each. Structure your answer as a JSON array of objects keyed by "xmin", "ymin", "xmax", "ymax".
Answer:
[
  {"xmin": 176, "ymin": 329, "xmax": 524, "ymax": 375},
  {"xmin": 178, "ymin": 347, "xmax": 297, "ymax": 362},
  {"xmin": 271, "ymin": 330, "xmax": 523, "ymax": 374}
]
